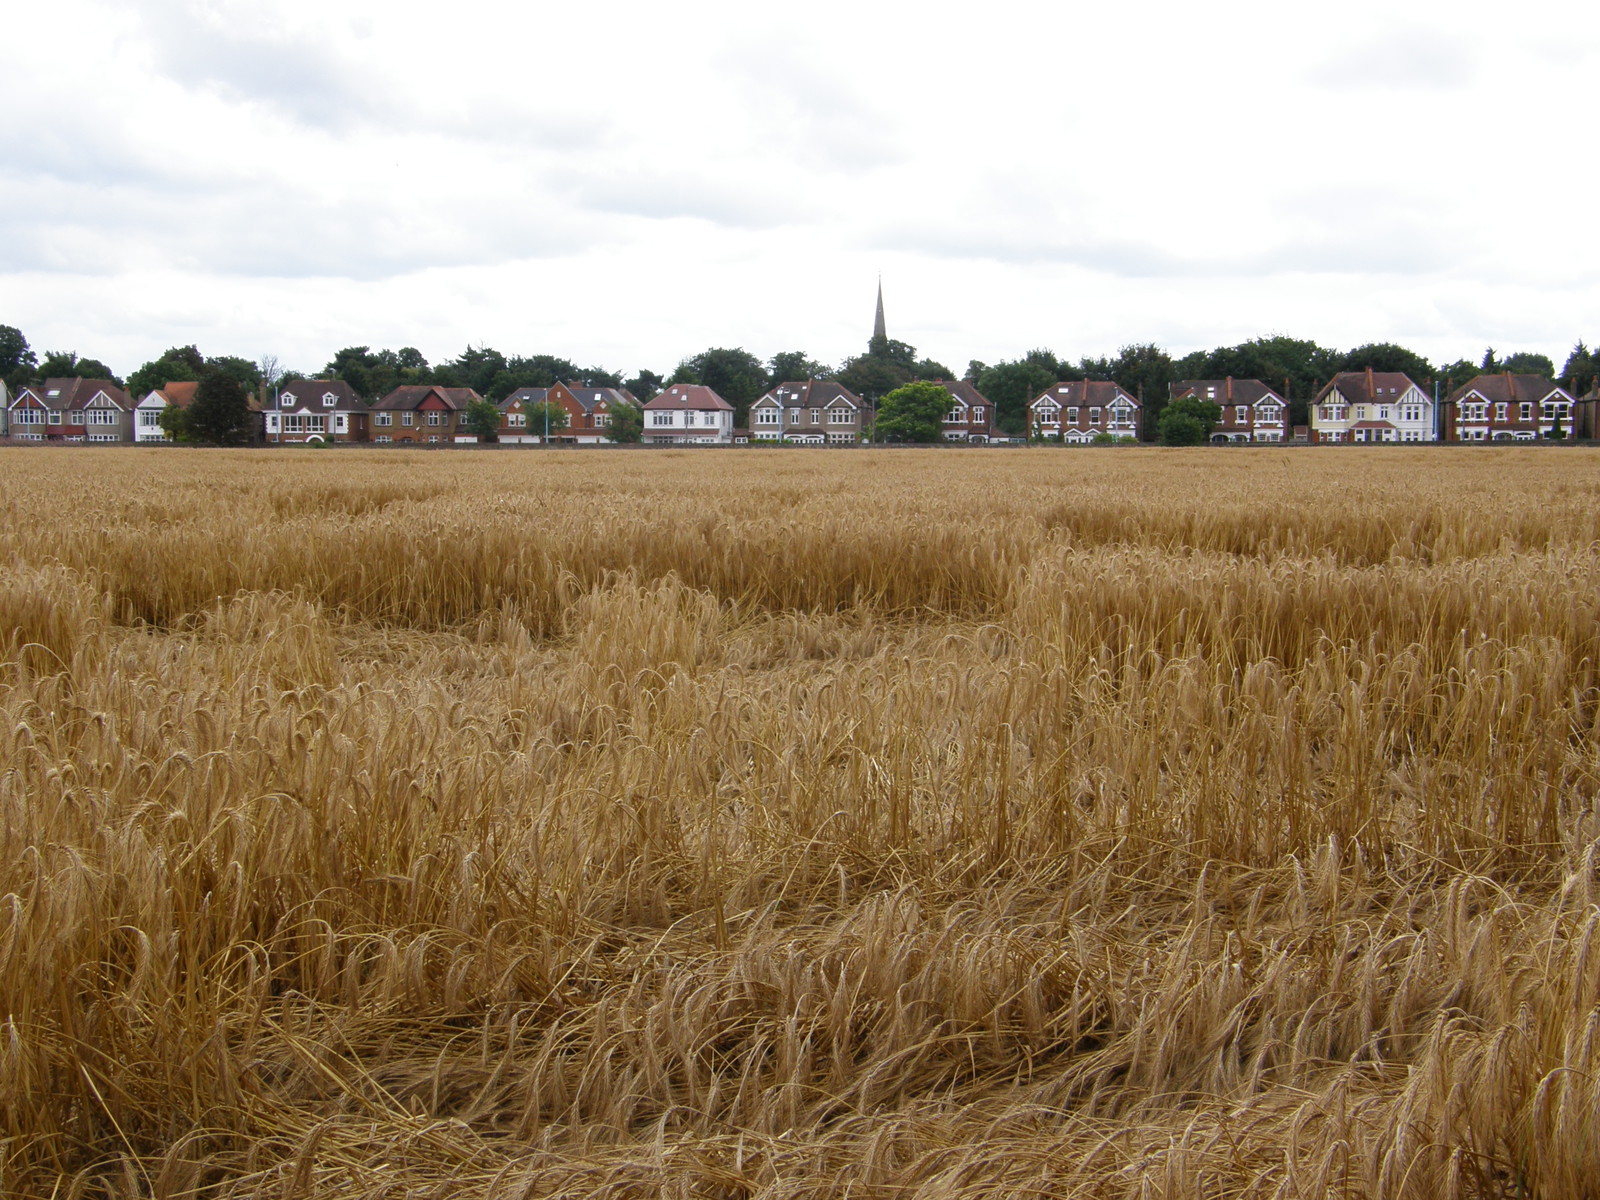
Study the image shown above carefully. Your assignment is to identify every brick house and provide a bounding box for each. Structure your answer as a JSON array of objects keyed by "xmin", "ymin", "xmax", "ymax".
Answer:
[
  {"xmin": 1444, "ymin": 374, "xmax": 1576, "ymax": 441},
  {"xmin": 642, "ymin": 384, "xmax": 734, "ymax": 444},
  {"xmin": 749, "ymin": 380, "xmax": 869, "ymax": 443},
  {"xmin": 1028, "ymin": 381, "xmax": 1139, "ymax": 443},
  {"xmin": 265, "ymin": 380, "xmax": 369, "ymax": 443},
  {"xmin": 371, "ymin": 385, "xmax": 483, "ymax": 444},
  {"xmin": 8, "ymin": 378, "xmax": 135, "ymax": 442},
  {"xmin": 1168, "ymin": 378, "xmax": 1287, "ymax": 443},
  {"xmin": 1311, "ymin": 370, "xmax": 1435, "ymax": 443},
  {"xmin": 931, "ymin": 380, "xmax": 995, "ymax": 442},
  {"xmin": 550, "ymin": 382, "xmax": 640, "ymax": 443},
  {"xmin": 499, "ymin": 388, "xmax": 546, "ymax": 443}
]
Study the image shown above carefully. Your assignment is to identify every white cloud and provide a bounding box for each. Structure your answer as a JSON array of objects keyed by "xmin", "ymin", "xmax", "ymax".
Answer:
[{"xmin": 3, "ymin": 0, "xmax": 1599, "ymax": 380}]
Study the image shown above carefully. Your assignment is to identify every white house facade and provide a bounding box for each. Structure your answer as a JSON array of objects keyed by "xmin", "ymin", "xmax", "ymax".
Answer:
[
  {"xmin": 642, "ymin": 384, "xmax": 734, "ymax": 444},
  {"xmin": 1312, "ymin": 370, "xmax": 1435, "ymax": 443}
]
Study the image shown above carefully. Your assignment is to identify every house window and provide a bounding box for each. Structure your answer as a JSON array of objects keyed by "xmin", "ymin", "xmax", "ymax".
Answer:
[
  {"xmin": 596, "ymin": 412, "xmax": 609, "ymax": 426},
  {"xmin": 427, "ymin": 412, "xmax": 442, "ymax": 426},
  {"xmin": 787, "ymin": 408, "xmax": 800, "ymax": 423},
  {"xmin": 281, "ymin": 395, "xmax": 295, "ymax": 407},
  {"xmin": 70, "ymin": 411, "xmax": 85, "ymax": 425},
  {"xmin": 427, "ymin": 435, "xmax": 439, "ymax": 443},
  {"xmin": 88, "ymin": 433, "xmax": 120, "ymax": 443},
  {"xmin": 1066, "ymin": 407, "xmax": 1079, "ymax": 423},
  {"xmin": 1495, "ymin": 403, "xmax": 1507, "ymax": 421},
  {"xmin": 509, "ymin": 413, "xmax": 525, "ymax": 427},
  {"xmin": 48, "ymin": 410, "xmax": 62, "ymax": 425},
  {"xmin": 86, "ymin": 409, "xmax": 119, "ymax": 425},
  {"xmin": 1089, "ymin": 407, "xmax": 1102, "ymax": 424},
  {"xmin": 1520, "ymin": 403, "xmax": 1532, "ymax": 421},
  {"xmin": 828, "ymin": 408, "xmax": 852, "ymax": 424},
  {"xmin": 809, "ymin": 408, "xmax": 820, "ymax": 424},
  {"xmin": 375, "ymin": 435, "xmax": 391, "ymax": 444},
  {"xmin": 280, "ymin": 414, "xmax": 326, "ymax": 435},
  {"xmin": 650, "ymin": 412, "xmax": 672, "ymax": 426},
  {"xmin": 1235, "ymin": 405, "xmax": 1247, "ymax": 423},
  {"xmin": 401, "ymin": 413, "xmax": 414, "ymax": 426},
  {"xmin": 756, "ymin": 408, "xmax": 779, "ymax": 425},
  {"xmin": 322, "ymin": 393, "xmax": 337, "ymax": 407},
  {"xmin": 375, "ymin": 413, "xmax": 393, "ymax": 426},
  {"xmin": 14, "ymin": 408, "xmax": 43, "ymax": 425},
  {"xmin": 137, "ymin": 410, "xmax": 161, "ymax": 427},
  {"xmin": 972, "ymin": 407, "xmax": 984, "ymax": 422},
  {"xmin": 945, "ymin": 407, "xmax": 964, "ymax": 424}
]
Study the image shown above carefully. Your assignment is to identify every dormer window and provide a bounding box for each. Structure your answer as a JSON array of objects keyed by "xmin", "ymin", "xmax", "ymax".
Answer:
[{"xmin": 322, "ymin": 393, "xmax": 337, "ymax": 407}]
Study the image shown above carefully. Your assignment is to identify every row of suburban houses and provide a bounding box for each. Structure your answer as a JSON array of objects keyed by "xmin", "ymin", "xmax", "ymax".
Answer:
[{"xmin": 1, "ymin": 369, "xmax": 1592, "ymax": 446}]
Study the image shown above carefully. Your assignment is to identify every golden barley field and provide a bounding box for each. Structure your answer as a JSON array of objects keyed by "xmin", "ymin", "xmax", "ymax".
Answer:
[{"xmin": 3, "ymin": 444, "xmax": 1600, "ymax": 1199}]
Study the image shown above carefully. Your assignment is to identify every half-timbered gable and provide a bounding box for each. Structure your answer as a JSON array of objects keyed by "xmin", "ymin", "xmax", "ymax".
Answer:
[
  {"xmin": 1445, "ymin": 374, "xmax": 1575, "ymax": 441},
  {"xmin": 1028, "ymin": 381, "xmax": 1139, "ymax": 442},
  {"xmin": 1169, "ymin": 378, "xmax": 1287, "ymax": 443},
  {"xmin": 1312, "ymin": 370, "xmax": 1434, "ymax": 443},
  {"xmin": 752, "ymin": 381, "xmax": 868, "ymax": 444}
]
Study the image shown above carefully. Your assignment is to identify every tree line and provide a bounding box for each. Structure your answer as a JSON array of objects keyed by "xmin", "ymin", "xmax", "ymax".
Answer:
[{"xmin": 5, "ymin": 321, "xmax": 1595, "ymax": 442}]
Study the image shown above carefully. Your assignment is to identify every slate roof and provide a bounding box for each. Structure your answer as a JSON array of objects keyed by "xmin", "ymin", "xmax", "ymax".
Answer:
[
  {"xmin": 757, "ymin": 381, "xmax": 865, "ymax": 409},
  {"xmin": 17, "ymin": 378, "xmax": 133, "ymax": 410},
  {"xmin": 1169, "ymin": 379, "xmax": 1283, "ymax": 407},
  {"xmin": 1316, "ymin": 371, "xmax": 1423, "ymax": 403},
  {"xmin": 1445, "ymin": 374, "xmax": 1572, "ymax": 407},
  {"xmin": 373, "ymin": 385, "xmax": 481, "ymax": 412},
  {"xmin": 1032, "ymin": 380, "xmax": 1139, "ymax": 408},
  {"xmin": 276, "ymin": 380, "xmax": 367, "ymax": 412}
]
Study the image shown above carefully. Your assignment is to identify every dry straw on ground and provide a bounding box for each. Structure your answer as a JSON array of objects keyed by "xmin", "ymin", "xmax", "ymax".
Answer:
[{"xmin": 2, "ymin": 445, "xmax": 1599, "ymax": 1198}]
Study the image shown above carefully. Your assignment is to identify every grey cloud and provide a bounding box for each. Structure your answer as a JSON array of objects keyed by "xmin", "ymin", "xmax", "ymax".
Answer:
[{"xmin": 563, "ymin": 169, "xmax": 817, "ymax": 229}]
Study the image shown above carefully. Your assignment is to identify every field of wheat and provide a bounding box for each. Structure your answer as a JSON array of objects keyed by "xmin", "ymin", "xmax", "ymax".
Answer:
[{"xmin": 2, "ymin": 444, "xmax": 1599, "ymax": 1198}]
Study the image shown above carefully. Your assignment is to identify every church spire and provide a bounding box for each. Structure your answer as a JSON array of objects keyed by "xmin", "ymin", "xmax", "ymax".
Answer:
[{"xmin": 872, "ymin": 277, "xmax": 887, "ymax": 344}]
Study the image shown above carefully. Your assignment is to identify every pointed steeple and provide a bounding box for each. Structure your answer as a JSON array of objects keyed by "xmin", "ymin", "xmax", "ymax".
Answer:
[{"xmin": 872, "ymin": 277, "xmax": 887, "ymax": 344}]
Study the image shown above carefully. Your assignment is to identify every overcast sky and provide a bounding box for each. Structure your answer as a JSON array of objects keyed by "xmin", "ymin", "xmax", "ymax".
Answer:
[{"xmin": 4, "ymin": 0, "xmax": 1597, "ymax": 380}]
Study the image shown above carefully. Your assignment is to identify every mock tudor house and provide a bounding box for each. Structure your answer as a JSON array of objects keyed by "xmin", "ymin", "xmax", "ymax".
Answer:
[
  {"xmin": 266, "ymin": 380, "xmax": 368, "ymax": 443},
  {"xmin": 135, "ymin": 381, "xmax": 199, "ymax": 443},
  {"xmin": 1311, "ymin": 369, "xmax": 1435, "ymax": 443},
  {"xmin": 932, "ymin": 380, "xmax": 995, "ymax": 442},
  {"xmin": 750, "ymin": 380, "xmax": 869, "ymax": 444},
  {"xmin": 370, "ymin": 385, "xmax": 482, "ymax": 444},
  {"xmin": 1028, "ymin": 381, "xmax": 1139, "ymax": 442},
  {"xmin": 642, "ymin": 384, "xmax": 734, "ymax": 444},
  {"xmin": 1444, "ymin": 374, "xmax": 1576, "ymax": 441},
  {"xmin": 1169, "ymin": 378, "xmax": 1288, "ymax": 443},
  {"xmin": 8, "ymin": 378, "xmax": 135, "ymax": 442}
]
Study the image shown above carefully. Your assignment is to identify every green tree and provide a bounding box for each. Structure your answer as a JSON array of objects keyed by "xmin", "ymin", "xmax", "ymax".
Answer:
[
  {"xmin": 38, "ymin": 351, "xmax": 121, "ymax": 385},
  {"xmin": 977, "ymin": 359, "xmax": 1055, "ymax": 436},
  {"xmin": 157, "ymin": 402, "xmax": 193, "ymax": 443},
  {"xmin": 672, "ymin": 347, "xmax": 768, "ymax": 427},
  {"xmin": 836, "ymin": 354, "xmax": 910, "ymax": 403},
  {"xmin": 1159, "ymin": 397, "xmax": 1221, "ymax": 445},
  {"xmin": 768, "ymin": 350, "xmax": 828, "ymax": 386},
  {"xmin": 484, "ymin": 354, "xmax": 585, "ymax": 402},
  {"xmin": 1438, "ymin": 359, "xmax": 1479, "ymax": 393},
  {"xmin": 1499, "ymin": 351, "xmax": 1556, "ymax": 377},
  {"xmin": 525, "ymin": 400, "xmax": 570, "ymax": 440},
  {"xmin": 128, "ymin": 346, "xmax": 205, "ymax": 397},
  {"xmin": 875, "ymin": 381, "xmax": 951, "ymax": 443},
  {"xmin": 1109, "ymin": 344, "xmax": 1175, "ymax": 438},
  {"xmin": 624, "ymin": 369, "xmax": 664, "ymax": 401},
  {"xmin": 1561, "ymin": 341, "xmax": 1596, "ymax": 394},
  {"xmin": 1, "ymin": 324, "xmax": 39, "ymax": 390},
  {"xmin": 1549, "ymin": 409, "xmax": 1567, "ymax": 441},
  {"xmin": 1338, "ymin": 342, "xmax": 1435, "ymax": 383},
  {"xmin": 207, "ymin": 355, "xmax": 263, "ymax": 392},
  {"xmin": 186, "ymin": 367, "xmax": 256, "ymax": 445},
  {"xmin": 606, "ymin": 402, "xmax": 644, "ymax": 443},
  {"xmin": 462, "ymin": 398, "xmax": 502, "ymax": 442}
]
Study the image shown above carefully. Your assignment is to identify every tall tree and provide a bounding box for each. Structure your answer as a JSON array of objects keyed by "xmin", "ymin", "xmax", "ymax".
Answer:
[
  {"xmin": 462, "ymin": 399, "xmax": 502, "ymax": 442},
  {"xmin": 624, "ymin": 369, "xmax": 664, "ymax": 401},
  {"xmin": 976, "ymin": 359, "xmax": 1056, "ymax": 436},
  {"xmin": 672, "ymin": 347, "xmax": 768, "ymax": 427},
  {"xmin": 874, "ymin": 381, "xmax": 951, "ymax": 443},
  {"xmin": 1339, "ymin": 342, "xmax": 1435, "ymax": 383},
  {"xmin": 607, "ymin": 402, "xmax": 644, "ymax": 443},
  {"xmin": 186, "ymin": 367, "xmax": 256, "ymax": 445},
  {"xmin": 37, "ymin": 351, "xmax": 121, "ymax": 385},
  {"xmin": 0, "ymin": 324, "xmax": 38, "ymax": 390},
  {"xmin": 768, "ymin": 350, "xmax": 828, "ymax": 386},
  {"xmin": 1562, "ymin": 341, "xmax": 1597, "ymax": 395},
  {"xmin": 1498, "ymin": 351, "xmax": 1556, "ymax": 377},
  {"xmin": 128, "ymin": 346, "xmax": 205, "ymax": 397},
  {"xmin": 1109, "ymin": 344, "xmax": 1175, "ymax": 437}
]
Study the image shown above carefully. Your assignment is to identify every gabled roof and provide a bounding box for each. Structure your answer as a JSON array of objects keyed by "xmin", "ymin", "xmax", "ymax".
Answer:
[
  {"xmin": 643, "ymin": 384, "xmax": 734, "ymax": 411},
  {"xmin": 1169, "ymin": 378, "xmax": 1282, "ymax": 407},
  {"xmin": 758, "ymin": 381, "xmax": 865, "ymax": 410},
  {"xmin": 1445, "ymin": 373, "xmax": 1573, "ymax": 407},
  {"xmin": 146, "ymin": 381, "xmax": 201, "ymax": 409},
  {"xmin": 1030, "ymin": 380, "xmax": 1138, "ymax": 408},
  {"xmin": 277, "ymin": 379, "xmax": 368, "ymax": 412},
  {"xmin": 929, "ymin": 380, "xmax": 992, "ymax": 410},
  {"xmin": 502, "ymin": 388, "xmax": 548, "ymax": 409},
  {"xmin": 1316, "ymin": 370, "xmax": 1424, "ymax": 403},
  {"xmin": 17, "ymin": 378, "xmax": 133, "ymax": 411},
  {"xmin": 374, "ymin": 385, "xmax": 482, "ymax": 412},
  {"xmin": 565, "ymin": 384, "xmax": 640, "ymax": 413}
]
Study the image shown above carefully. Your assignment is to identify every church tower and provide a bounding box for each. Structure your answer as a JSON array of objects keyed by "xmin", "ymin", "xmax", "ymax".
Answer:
[{"xmin": 872, "ymin": 278, "xmax": 887, "ymax": 344}]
